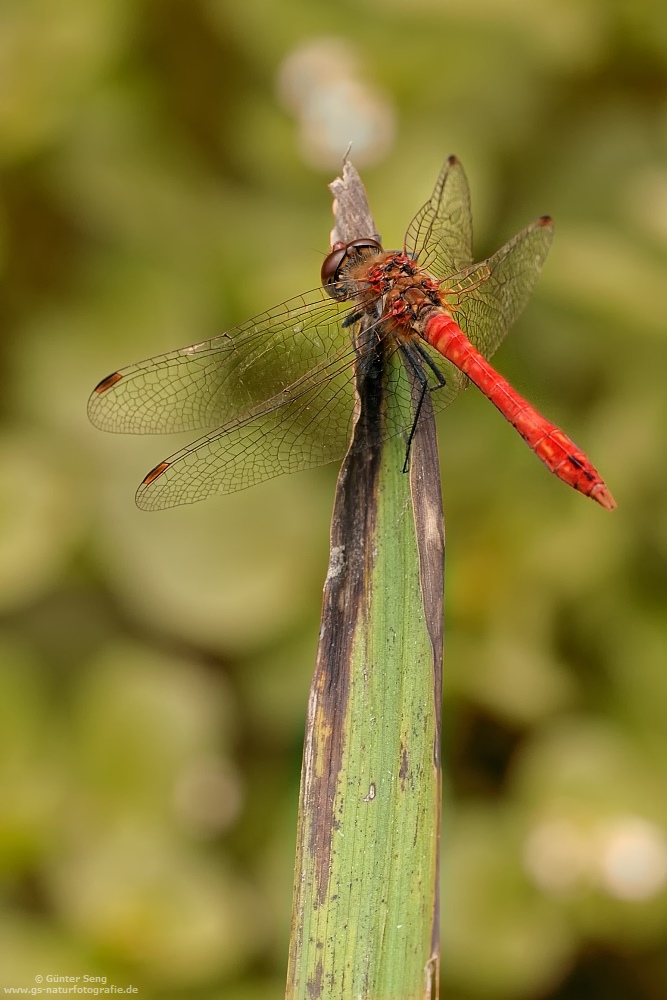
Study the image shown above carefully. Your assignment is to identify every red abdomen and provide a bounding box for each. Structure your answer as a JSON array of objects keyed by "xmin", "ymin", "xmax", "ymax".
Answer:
[{"xmin": 423, "ymin": 312, "xmax": 616, "ymax": 509}]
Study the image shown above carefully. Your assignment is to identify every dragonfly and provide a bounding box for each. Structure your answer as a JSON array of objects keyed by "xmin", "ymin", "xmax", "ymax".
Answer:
[{"xmin": 89, "ymin": 156, "xmax": 615, "ymax": 512}]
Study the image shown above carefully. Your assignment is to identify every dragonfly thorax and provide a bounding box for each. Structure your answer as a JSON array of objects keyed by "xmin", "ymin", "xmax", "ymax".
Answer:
[{"xmin": 354, "ymin": 252, "xmax": 444, "ymax": 333}]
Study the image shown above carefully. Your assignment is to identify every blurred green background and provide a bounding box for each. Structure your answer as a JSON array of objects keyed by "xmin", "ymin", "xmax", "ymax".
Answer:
[{"xmin": 1, "ymin": 0, "xmax": 667, "ymax": 997}]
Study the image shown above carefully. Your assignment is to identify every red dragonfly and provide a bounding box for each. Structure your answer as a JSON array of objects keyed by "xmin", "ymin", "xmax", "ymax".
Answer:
[{"xmin": 89, "ymin": 156, "xmax": 615, "ymax": 512}]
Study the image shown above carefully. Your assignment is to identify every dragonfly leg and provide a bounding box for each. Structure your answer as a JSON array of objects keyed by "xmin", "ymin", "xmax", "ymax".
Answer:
[
  {"xmin": 413, "ymin": 339, "xmax": 447, "ymax": 390},
  {"xmin": 399, "ymin": 340, "xmax": 444, "ymax": 473}
]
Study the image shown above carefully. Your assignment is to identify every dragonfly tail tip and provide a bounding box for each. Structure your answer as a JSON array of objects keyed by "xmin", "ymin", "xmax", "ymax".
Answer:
[{"xmin": 590, "ymin": 483, "xmax": 617, "ymax": 511}]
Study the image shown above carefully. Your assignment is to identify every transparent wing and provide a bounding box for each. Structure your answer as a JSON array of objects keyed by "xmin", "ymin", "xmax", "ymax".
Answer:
[
  {"xmin": 403, "ymin": 155, "xmax": 473, "ymax": 277},
  {"xmin": 443, "ymin": 216, "xmax": 554, "ymax": 360},
  {"xmin": 134, "ymin": 340, "xmax": 370, "ymax": 509},
  {"xmin": 88, "ymin": 287, "xmax": 358, "ymax": 435},
  {"xmin": 133, "ymin": 323, "xmax": 478, "ymax": 510}
]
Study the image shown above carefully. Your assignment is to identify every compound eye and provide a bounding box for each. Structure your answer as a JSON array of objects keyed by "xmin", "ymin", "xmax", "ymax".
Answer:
[
  {"xmin": 346, "ymin": 238, "xmax": 383, "ymax": 253},
  {"xmin": 321, "ymin": 242, "xmax": 348, "ymax": 298}
]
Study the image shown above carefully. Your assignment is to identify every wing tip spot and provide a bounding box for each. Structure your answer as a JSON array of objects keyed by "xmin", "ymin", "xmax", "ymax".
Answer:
[
  {"xmin": 538, "ymin": 215, "xmax": 553, "ymax": 228},
  {"xmin": 94, "ymin": 372, "xmax": 123, "ymax": 394},
  {"xmin": 141, "ymin": 460, "xmax": 170, "ymax": 487}
]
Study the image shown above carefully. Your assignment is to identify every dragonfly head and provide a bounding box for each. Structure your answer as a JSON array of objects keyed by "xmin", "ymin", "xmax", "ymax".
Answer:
[{"xmin": 321, "ymin": 238, "xmax": 383, "ymax": 300}]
